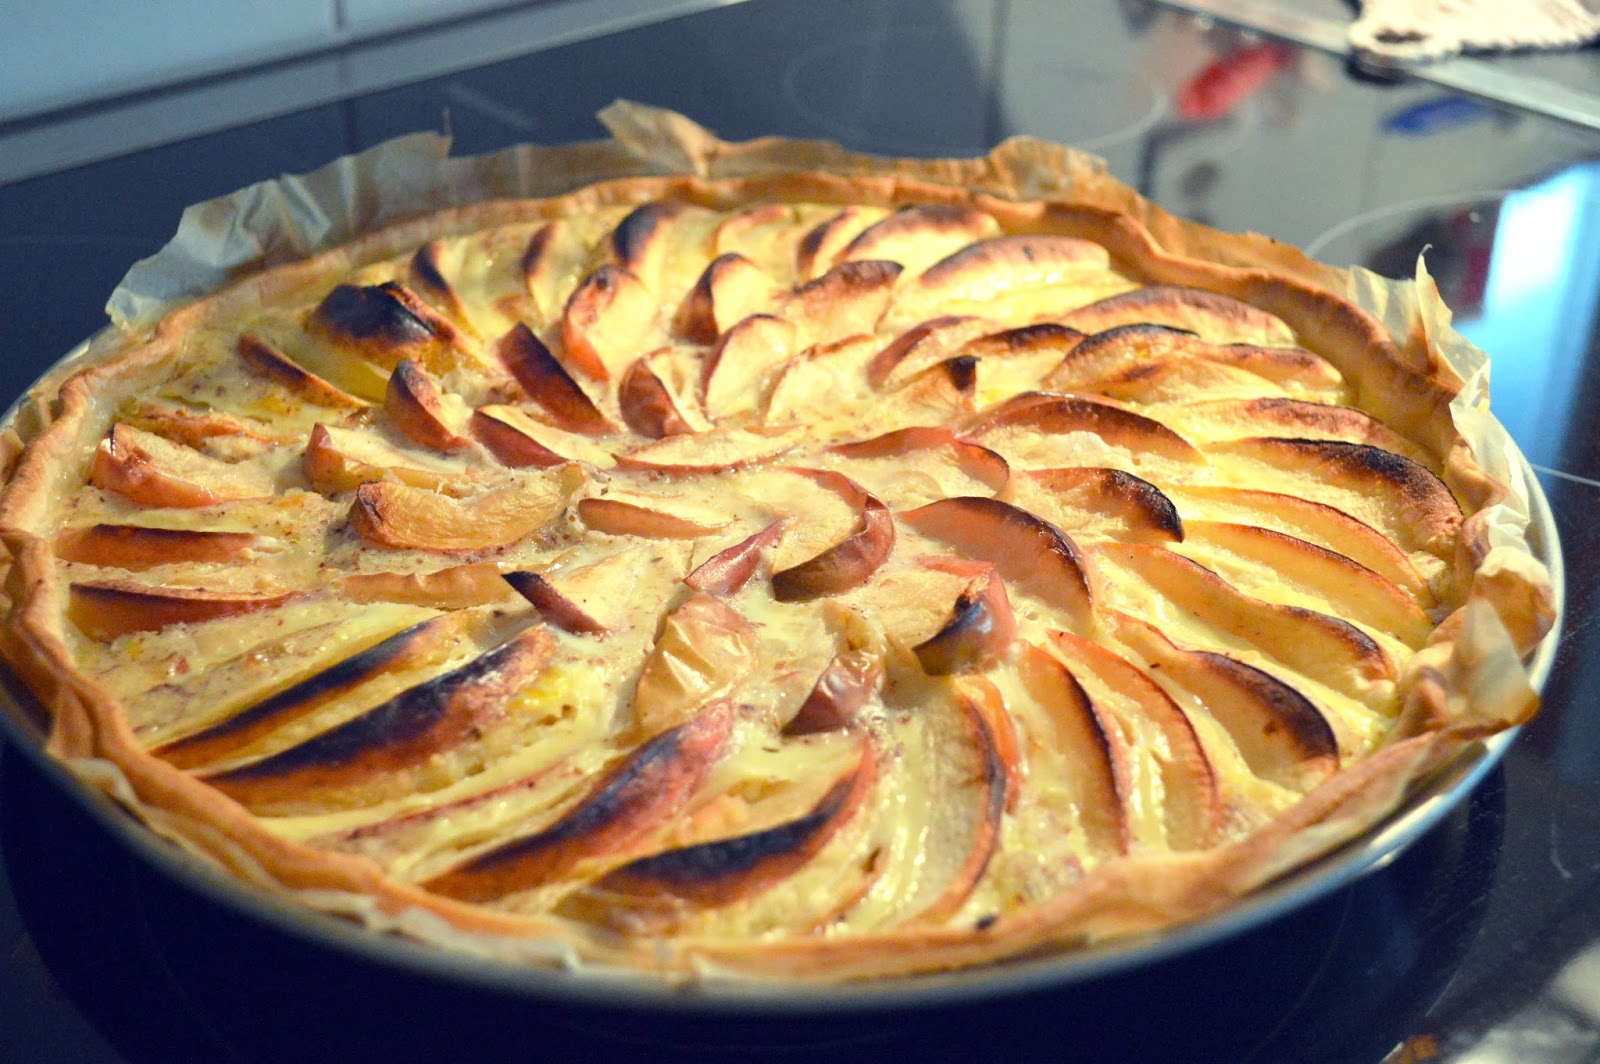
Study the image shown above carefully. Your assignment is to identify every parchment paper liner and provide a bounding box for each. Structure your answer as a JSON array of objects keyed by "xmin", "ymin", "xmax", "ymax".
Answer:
[{"xmin": 0, "ymin": 101, "xmax": 1556, "ymax": 984}]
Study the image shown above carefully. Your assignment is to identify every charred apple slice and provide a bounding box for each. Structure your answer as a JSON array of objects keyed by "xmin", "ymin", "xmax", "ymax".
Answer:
[
  {"xmin": 685, "ymin": 520, "xmax": 788, "ymax": 596},
  {"xmin": 1060, "ymin": 285, "xmax": 1296, "ymax": 346},
  {"xmin": 409, "ymin": 240, "xmax": 474, "ymax": 329},
  {"xmin": 674, "ymin": 253, "xmax": 779, "ymax": 344},
  {"xmin": 898, "ymin": 496, "xmax": 1094, "ymax": 629},
  {"xmin": 1101, "ymin": 543, "xmax": 1395, "ymax": 706},
  {"xmin": 341, "ymin": 561, "xmax": 515, "ymax": 609},
  {"xmin": 608, "ymin": 201, "xmax": 718, "ymax": 297},
  {"xmin": 770, "ymin": 470, "xmax": 895, "ymax": 602},
  {"xmin": 1000, "ymin": 467, "xmax": 1183, "ymax": 545},
  {"xmin": 237, "ymin": 335, "xmax": 368, "ymax": 409},
  {"xmin": 914, "ymin": 234, "xmax": 1111, "ymax": 303},
  {"xmin": 1045, "ymin": 629, "xmax": 1221, "ymax": 850},
  {"xmin": 55, "ymin": 524, "xmax": 263, "ymax": 570},
  {"xmin": 349, "ymin": 471, "xmax": 576, "ymax": 552},
  {"xmin": 154, "ymin": 612, "xmax": 472, "ymax": 770},
  {"xmin": 495, "ymin": 324, "xmax": 614, "ymax": 436},
  {"xmin": 1207, "ymin": 437, "xmax": 1462, "ymax": 558},
  {"xmin": 701, "ymin": 314, "xmax": 798, "ymax": 421},
  {"xmin": 1112, "ymin": 610, "xmax": 1340, "ymax": 791},
  {"xmin": 1042, "ymin": 324, "xmax": 1227, "ymax": 391},
  {"xmin": 307, "ymin": 281, "xmax": 472, "ymax": 374},
  {"xmin": 90, "ymin": 423, "xmax": 277, "ymax": 508},
  {"xmin": 68, "ymin": 582, "xmax": 298, "ymax": 642},
  {"xmin": 911, "ymin": 560, "xmax": 1018, "ymax": 676},
  {"xmin": 782, "ymin": 260, "xmax": 902, "ymax": 345},
  {"xmin": 587, "ymin": 740, "xmax": 877, "ymax": 911},
  {"xmin": 631, "ymin": 592, "xmax": 757, "ymax": 738},
  {"xmin": 1165, "ymin": 398, "xmax": 1430, "ymax": 463},
  {"xmin": 560, "ymin": 264, "xmax": 656, "ymax": 382},
  {"xmin": 205, "ymin": 624, "xmax": 556, "ymax": 813},
  {"xmin": 385, "ymin": 359, "xmax": 470, "ymax": 452},
  {"xmin": 865, "ymin": 315, "xmax": 991, "ymax": 388},
  {"xmin": 422, "ymin": 700, "xmax": 735, "ymax": 901}
]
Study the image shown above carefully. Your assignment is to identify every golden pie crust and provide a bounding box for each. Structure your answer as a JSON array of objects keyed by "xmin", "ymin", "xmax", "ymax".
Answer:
[{"xmin": 0, "ymin": 108, "xmax": 1555, "ymax": 982}]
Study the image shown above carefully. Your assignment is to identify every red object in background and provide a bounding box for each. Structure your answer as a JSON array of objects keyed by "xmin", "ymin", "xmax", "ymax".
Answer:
[{"xmin": 1176, "ymin": 40, "xmax": 1294, "ymax": 121}]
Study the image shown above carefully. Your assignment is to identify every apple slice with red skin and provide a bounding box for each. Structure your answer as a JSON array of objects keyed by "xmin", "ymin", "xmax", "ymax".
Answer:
[
  {"xmin": 205, "ymin": 623, "xmax": 556, "ymax": 814},
  {"xmin": 56, "ymin": 524, "xmax": 262, "ymax": 570},
  {"xmin": 90, "ymin": 423, "xmax": 277, "ymax": 508},
  {"xmin": 1111, "ymin": 610, "xmax": 1341, "ymax": 791},
  {"xmin": 237, "ymin": 335, "xmax": 367, "ymax": 409},
  {"xmin": 507, "ymin": 544, "xmax": 685, "ymax": 633},
  {"xmin": 495, "ymin": 324, "xmax": 614, "ymax": 436},
  {"xmin": 828, "ymin": 425, "xmax": 1010, "ymax": 499},
  {"xmin": 911, "ymin": 559, "xmax": 1018, "ymax": 676},
  {"xmin": 782, "ymin": 644, "xmax": 886, "ymax": 737},
  {"xmin": 674, "ymin": 252, "xmax": 779, "ymax": 344},
  {"xmin": 685, "ymin": 520, "xmax": 788, "ymax": 596},
  {"xmin": 576, "ymin": 492, "xmax": 731, "ymax": 540},
  {"xmin": 154, "ymin": 611, "xmax": 471, "ymax": 771},
  {"xmin": 1100, "ymin": 543, "xmax": 1395, "ymax": 705},
  {"xmin": 349, "ymin": 472, "xmax": 576, "ymax": 552},
  {"xmin": 1042, "ymin": 324, "xmax": 1222, "ymax": 391},
  {"xmin": 588, "ymin": 738, "xmax": 877, "ymax": 912},
  {"xmin": 385, "ymin": 359, "xmax": 470, "ymax": 452},
  {"xmin": 866, "ymin": 315, "xmax": 991, "ymax": 388},
  {"xmin": 913, "ymin": 234, "xmax": 1110, "ymax": 303},
  {"xmin": 469, "ymin": 407, "xmax": 572, "ymax": 469},
  {"xmin": 303, "ymin": 423, "xmax": 469, "ymax": 496},
  {"xmin": 632, "ymin": 592, "xmax": 757, "ymax": 738},
  {"xmin": 898, "ymin": 496, "xmax": 1094, "ymax": 630},
  {"xmin": 771, "ymin": 469, "xmax": 896, "ymax": 602},
  {"xmin": 502, "ymin": 570, "xmax": 609, "ymax": 635},
  {"xmin": 967, "ymin": 391, "xmax": 1204, "ymax": 464},
  {"xmin": 700, "ymin": 313, "xmax": 798, "ymax": 421},
  {"xmin": 341, "ymin": 561, "xmax": 514, "ymax": 610},
  {"xmin": 1173, "ymin": 398, "xmax": 1430, "ymax": 464},
  {"xmin": 1059, "ymin": 285, "xmax": 1296, "ymax": 346},
  {"xmin": 423, "ymin": 699, "xmax": 735, "ymax": 902},
  {"xmin": 1001, "ymin": 466, "xmax": 1183, "ymax": 545},
  {"xmin": 560, "ymin": 264, "xmax": 656, "ymax": 382},
  {"xmin": 958, "ymin": 322, "xmax": 1086, "ymax": 362},
  {"xmin": 69, "ymin": 581, "xmax": 299, "ymax": 642},
  {"xmin": 618, "ymin": 355, "xmax": 695, "ymax": 438},
  {"xmin": 873, "ymin": 355, "xmax": 979, "ymax": 425}
]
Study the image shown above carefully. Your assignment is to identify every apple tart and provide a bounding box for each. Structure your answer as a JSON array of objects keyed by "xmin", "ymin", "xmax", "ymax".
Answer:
[{"xmin": 0, "ymin": 117, "xmax": 1554, "ymax": 982}]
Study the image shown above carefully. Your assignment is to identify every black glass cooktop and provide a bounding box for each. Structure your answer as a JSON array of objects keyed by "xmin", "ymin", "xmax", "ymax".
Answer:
[{"xmin": 1, "ymin": 3, "xmax": 1598, "ymax": 1062}]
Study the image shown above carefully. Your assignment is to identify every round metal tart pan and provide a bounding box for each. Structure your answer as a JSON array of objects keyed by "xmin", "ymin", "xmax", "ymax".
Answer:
[{"xmin": 0, "ymin": 335, "xmax": 1565, "ymax": 1062}]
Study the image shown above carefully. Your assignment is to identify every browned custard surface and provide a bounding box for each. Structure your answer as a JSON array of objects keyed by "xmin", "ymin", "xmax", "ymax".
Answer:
[{"xmin": 0, "ymin": 150, "xmax": 1553, "ymax": 981}]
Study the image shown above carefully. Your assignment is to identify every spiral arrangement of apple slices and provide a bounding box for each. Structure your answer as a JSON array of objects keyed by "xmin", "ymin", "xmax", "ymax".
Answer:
[{"xmin": 40, "ymin": 194, "xmax": 1475, "ymax": 977}]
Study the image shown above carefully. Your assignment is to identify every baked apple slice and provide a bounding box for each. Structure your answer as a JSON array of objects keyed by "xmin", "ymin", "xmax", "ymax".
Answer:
[
  {"xmin": 631, "ymin": 592, "xmax": 756, "ymax": 738},
  {"xmin": 700, "ymin": 313, "xmax": 798, "ymax": 422},
  {"xmin": 763, "ymin": 334, "xmax": 881, "ymax": 428},
  {"xmin": 839, "ymin": 205, "xmax": 1001, "ymax": 274},
  {"xmin": 384, "ymin": 359, "xmax": 470, "ymax": 452},
  {"xmin": 505, "ymin": 543, "xmax": 686, "ymax": 634},
  {"xmin": 495, "ymin": 324, "xmax": 614, "ymax": 436},
  {"xmin": 560, "ymin": 264, "xmax": 656, "ymax": 382},
  {"xmin": 782, "ymin": 644, "xmax": 886, "ymax": 737},
  {"xmin": 615, "ymin": 426, "xmax": 800, "ymax": 476},
  {"xmin": 340, "ymin": 561, "xmax": 515, "ymax": 610},
  {"xmin": 69, "ymin": 581, "xmax": 299, "ymax": 642},
  {"xmin": 1045, "ymin": 629, "xmax": 1222, "ymax": 851},
  {"xmin": 782, "ymin": 260, "xmax": 902, "ymax": 346},
  {"xmin": 586, "ymin": 739, "xmax": 876, "ymax": 913},
  {"xmin": 914, "ymin": 234, "xmax": 1110, "ymax": 303},
  {"xmin": 1059, "ymin": 285, "xmax": 1297, "ymax": 346},
  {"xmin": 55, "ymin": 524, "xmax": 263, "ymax": 570},
  {"xmin": 576, "ymin": 491, "xmax": 732, "ymax": 539},
  {"xmin": 911, "ymin": 560, "xmax": 1018, "ymax": 676},
  {"xmin": 90, "ymin": 423, "xmax": 277, "ymax": 508},
  {"xmin": 674, "ymin": 253, "xmax": 780, "ymax": 344},
  {"xmin": 999, "ymin": 467, "xmax": 1182, "ymax": 545},
  {"xmin": 204, "ymin": 623, "xmax": 557, "ymax": 814},
  {"xmin": 409, "ymin": 241, "xmax": 474, "ymax": 330},
  {"xmin": 770, "ymin": 469, "xmax": 895, "ymax": 602},
  {"xmin": 1167, "ymin": 398, "xmax": 1432, "ymax": 465},
  {"xmin": 685, "ymin": 520, "xmax": 788, "ymax": 596},
  {"xmin": 967, "ymin": 392, "xmax": 1204, "ymax": 465},
  {"xmin": 154, "ymin": 611, "xmax": 473, "ymax": 770},
  {"xmin": 608, "ymin": 201, "xmax": 718, "ymax": 297},
  {"xmin": 898, "ymin": 496, "xmax": 1094, "ymax": 629},
  {"xmin": 236, "ymin": 335, "xmax": 368, "ymax": 410},
  {"xmin": 865, "ymin": 315, "xmax": 990, "ymax": 388},
  {"xmin": 1111, "ymin": 610, "xmax": 1341, "ymax": 791},
  {"xmin": 826, "ymin": 425, "xmax": 1010, "ymax": 508},
  {"xmin": 469, "ymin": 405, "xmax": 612, "ymax": 469},
  {"xmin": 795, "ymin": 205, "xmax": 888, "ymax": 279},
  {"xmin": 307, "ymin": 280, "xmax": 473, "ymax": 374},
  {"xmin": 618, "ymin": 354, "xmax": 696, "ymax": 438},
  {"xmin": 422, "ymin": 699, "xmax": 735, "ymax": 902},
  {"xmin": 302, "ymin": 423, "xmax": 472, "ymax": 496},
  {"xmin": 349, "ymin": 471, "xmax": 577, "ymax": 552}
]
